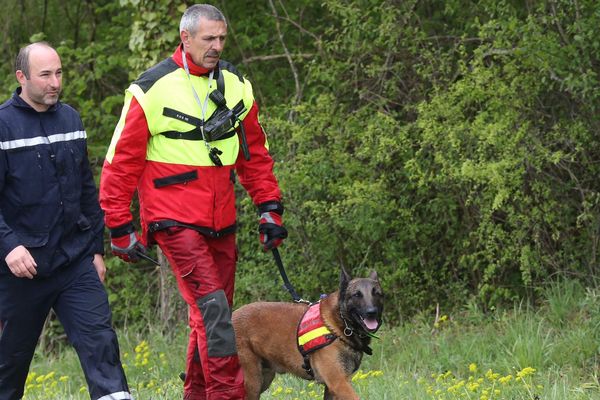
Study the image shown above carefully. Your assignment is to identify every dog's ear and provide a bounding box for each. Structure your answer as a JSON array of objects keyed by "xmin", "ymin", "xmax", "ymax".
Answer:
[
  {"xmin": 340, "ymin": 267, "xmax": 351, "ymax": 294},
  {"xmin": 369, "ymin": 270, "xmax": 379, "ymax": 282}
]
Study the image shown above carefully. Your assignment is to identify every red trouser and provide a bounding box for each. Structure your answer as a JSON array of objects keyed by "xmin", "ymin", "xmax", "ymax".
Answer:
[{"xmin": 153, "ymin": 227, "xmax": 245, "ymax": 400}]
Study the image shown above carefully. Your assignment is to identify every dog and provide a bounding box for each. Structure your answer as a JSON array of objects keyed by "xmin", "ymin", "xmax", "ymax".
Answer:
[{"xmin": 232, "ymin": 268, "xmax": 384, "ymax": 400}]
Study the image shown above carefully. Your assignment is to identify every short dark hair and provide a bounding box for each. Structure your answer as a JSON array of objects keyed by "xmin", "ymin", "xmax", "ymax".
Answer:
[
  {"xmin": 15, "ymin": 41, "xmax": 54, "ymax": 79},
  {"xmin": 180, "ymin": 4, "xmax": 226, "ymax": 36}
]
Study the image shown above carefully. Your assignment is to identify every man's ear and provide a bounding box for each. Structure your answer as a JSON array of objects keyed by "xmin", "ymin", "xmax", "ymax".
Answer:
[
  {"xmin": 15, "ymin": 70, "xmax": 27, "ymax": 85},
  {"xmin": 180, "ymin": 30, "xmax": 190, "ymax": 47}
]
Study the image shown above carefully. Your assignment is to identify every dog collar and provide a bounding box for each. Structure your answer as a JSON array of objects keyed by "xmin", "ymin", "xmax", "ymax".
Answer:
[{"xmin": 338, "ymin": 308, "xmax": 376, "ymax": 355}]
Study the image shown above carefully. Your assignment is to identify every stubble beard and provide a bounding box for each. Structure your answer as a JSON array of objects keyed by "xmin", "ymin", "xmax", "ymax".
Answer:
[{"xmin": 32, "ymin": 89, "xmax": 61, "ymax": 109}]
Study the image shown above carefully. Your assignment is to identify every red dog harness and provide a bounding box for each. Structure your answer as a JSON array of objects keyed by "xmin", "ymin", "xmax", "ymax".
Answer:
[{"xmin": 297, "ymin": 302, "xmax": 337, "ymax": 375}]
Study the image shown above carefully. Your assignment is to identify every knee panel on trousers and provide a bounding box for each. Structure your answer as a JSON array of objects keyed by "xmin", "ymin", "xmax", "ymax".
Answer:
[{"xmin": 196, "ymin": 290, "xmax": 237, "ymax": 357}]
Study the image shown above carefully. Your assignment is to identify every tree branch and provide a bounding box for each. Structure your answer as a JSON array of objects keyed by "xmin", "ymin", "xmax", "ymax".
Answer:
[
  {"xmin": 268, "ymin": 0, "xmax": 302, "ymax": 120},
  {"xmin": 242, "ymin": 53, "xmax": 314, "ymax": 63}
]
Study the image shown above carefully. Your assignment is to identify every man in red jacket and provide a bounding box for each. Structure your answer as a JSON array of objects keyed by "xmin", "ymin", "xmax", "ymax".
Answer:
[{"xmin": 99, "ymin": 4, "xmax": 287, "ymax": 399}]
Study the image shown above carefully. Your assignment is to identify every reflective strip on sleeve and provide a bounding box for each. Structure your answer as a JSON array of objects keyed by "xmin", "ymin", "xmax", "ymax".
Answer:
[{"xmin": 105, "ymin": 90, "xmax": 135, "ymax": 163}]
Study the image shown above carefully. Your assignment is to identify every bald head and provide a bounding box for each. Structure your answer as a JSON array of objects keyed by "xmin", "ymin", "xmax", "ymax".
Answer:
[
  {"xmin": 15, "ymin": 42, "xmax": 58, "ymax": 79},
  {"xmin": 15, "ymin": 42, "xmax": 62, "ymax": 112}
]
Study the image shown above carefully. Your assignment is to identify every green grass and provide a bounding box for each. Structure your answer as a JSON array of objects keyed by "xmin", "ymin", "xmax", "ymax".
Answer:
[{"xmin": 23, "ymin": 280, "xmax": 600, "ymax": 399}]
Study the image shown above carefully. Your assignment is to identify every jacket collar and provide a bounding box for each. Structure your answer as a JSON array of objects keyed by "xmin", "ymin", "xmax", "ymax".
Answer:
[
  {"xmin": 12, "ymin": 87, "xmax": 60, "ymax": 113},
  {"xmin": 172, "ymin": 44, "xmax": 212, "ymax": 76}
]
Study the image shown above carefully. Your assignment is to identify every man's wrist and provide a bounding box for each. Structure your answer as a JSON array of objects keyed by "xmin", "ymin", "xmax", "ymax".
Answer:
[
  {"xmin": 109, "ymin": 222, "xmax": 135, "ymax": 238},
  {"xmin": 257, "ymin": 201, "xmax": 284, "ymax": 216}
]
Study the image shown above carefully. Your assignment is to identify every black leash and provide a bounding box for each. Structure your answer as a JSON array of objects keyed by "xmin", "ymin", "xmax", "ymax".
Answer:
[
  {"xmin": 135, "ymin": 249, "xmax": 161, "ymax": 266},
  {"xmin": 271, "ymin": 248, "xmax": 309, "ymax": 304}
]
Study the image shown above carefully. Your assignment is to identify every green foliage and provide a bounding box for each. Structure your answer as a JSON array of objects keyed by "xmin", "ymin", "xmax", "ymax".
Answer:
[
  {"xmin": 122, "ymin": 0, "xmax": 182, "ymax": 77},
  {"xmin": 104, "ymin": 256, "xmax": 157, "ymax": 330},
  {"xmin": 236, "ymin": 0, "xmax": 600, "ymax": 322},
  {"xmin": 401, "ymin": 0, "xmax": 600, "ymax": 308}
]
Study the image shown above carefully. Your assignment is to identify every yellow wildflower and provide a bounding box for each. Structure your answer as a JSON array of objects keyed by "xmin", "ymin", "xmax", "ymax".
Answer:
[{"xmin": 516, "ymin": 367, "xmax": 536, "ymax": 379}]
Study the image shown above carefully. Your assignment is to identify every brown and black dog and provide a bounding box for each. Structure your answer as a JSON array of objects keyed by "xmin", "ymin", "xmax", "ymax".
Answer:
[{"xmin": 232, "ymin": 268, "xmax": 384, "ymax": 400}]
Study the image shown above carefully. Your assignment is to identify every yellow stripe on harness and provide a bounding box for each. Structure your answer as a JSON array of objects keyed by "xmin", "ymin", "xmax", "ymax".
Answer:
[{"xmin": 298, "ymin": 326, "xmax": 332, "ymax": 346}]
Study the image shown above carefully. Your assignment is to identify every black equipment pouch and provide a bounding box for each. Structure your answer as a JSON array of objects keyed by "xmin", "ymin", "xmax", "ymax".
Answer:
[
  {"xmin": 203, "ymin": 109, "xmax": 237, "ymax": 142},
  {"xmin": 204, "ymin": 91, "xmax": 250, "ymax": 161},
  {"xmin": 203, "ymin": 91, "xmax": 246, "ymax": 142}
]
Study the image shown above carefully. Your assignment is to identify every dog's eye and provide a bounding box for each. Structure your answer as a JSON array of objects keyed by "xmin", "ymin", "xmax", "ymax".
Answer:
[{"xmin": 353, "ymin": 292, "xmax": 363, "ymax": 298}]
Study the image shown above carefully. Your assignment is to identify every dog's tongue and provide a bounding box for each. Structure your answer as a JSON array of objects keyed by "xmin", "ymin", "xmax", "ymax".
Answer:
[{"xmin": 363, "ymin": 317, "xmax": 379, "ymax": 331}]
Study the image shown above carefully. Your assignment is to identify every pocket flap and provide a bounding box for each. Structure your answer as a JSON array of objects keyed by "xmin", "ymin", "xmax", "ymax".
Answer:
[
  {"xmin": 77, "ymin": 214, "xmax": 91, "ymax": 231},
  {"xmin": 153, "ymin": 170, "xmax": 198, "ymax": 188},
  {"xmin": 16, "ymin": 232, "xmax": 49, "ymax": 248}
]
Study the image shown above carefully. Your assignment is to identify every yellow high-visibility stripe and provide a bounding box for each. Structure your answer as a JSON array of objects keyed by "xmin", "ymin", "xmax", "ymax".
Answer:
[
  {"xmin": 298, "ymin": 326, "xmax": 332, "ymax": 346},
  {"xmin": 105, "ymin": 93, "xmax": 134, "ymax": 163}
]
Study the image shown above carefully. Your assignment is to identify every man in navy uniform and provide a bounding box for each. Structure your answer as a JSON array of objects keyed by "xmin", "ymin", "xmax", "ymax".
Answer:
[{"xmin": 0, "ymin": 42, "xmax": 131, "ymax": 400}]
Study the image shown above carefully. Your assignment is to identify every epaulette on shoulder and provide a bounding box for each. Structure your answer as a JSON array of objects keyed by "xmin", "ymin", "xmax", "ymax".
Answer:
[
  {"xmin": 134, "ymin": 58, "xmax": 180, "ymax": 93},
  {"xmin": 218, "ymin": 60, "xmax": 245, "ymax": 83}
]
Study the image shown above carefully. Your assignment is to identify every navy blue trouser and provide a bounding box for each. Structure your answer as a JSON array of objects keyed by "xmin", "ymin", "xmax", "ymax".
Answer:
[{"xmin": 0, "ymin": 255, "xmax": 131, "ymax": 400}]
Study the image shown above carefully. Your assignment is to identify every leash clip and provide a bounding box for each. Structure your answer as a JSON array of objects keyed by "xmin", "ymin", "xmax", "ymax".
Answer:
[{"xmin": 340, "ymin": 310, "xmax": 354, "ymax": 337}]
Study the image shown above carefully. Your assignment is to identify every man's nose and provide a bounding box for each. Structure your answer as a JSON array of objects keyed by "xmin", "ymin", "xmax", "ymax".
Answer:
[
  {"xmin": 50, "ymin": 74, "xmax": 61, "ymax": 87},
  {"xmin": 212, "ymin": 38, "xmax": 225, "ymax": 51}
]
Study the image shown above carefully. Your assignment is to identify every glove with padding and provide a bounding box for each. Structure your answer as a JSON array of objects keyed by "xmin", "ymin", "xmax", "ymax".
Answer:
[
  {"xmin": 258, "ymin": 201, "xmax": 287, "ymax": 251},
  {"xmin": 110, "ymin": 223, "xmax": 147, "ymax": 263}
]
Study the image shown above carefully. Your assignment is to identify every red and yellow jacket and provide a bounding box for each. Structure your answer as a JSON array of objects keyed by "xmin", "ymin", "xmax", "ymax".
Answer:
[{"xmin": 100, "ymin": 46, "xmax": 281, "ymax": 241}]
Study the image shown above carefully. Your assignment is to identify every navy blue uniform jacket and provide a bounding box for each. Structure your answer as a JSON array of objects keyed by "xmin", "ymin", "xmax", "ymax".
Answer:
[{"xmin": 0, "ymin": 90, "xmax": 104, "ymax": 277}]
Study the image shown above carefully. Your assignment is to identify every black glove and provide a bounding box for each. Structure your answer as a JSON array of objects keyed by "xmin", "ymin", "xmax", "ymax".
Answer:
[
  {"xmin": 258, "ymin": 201, "xmax": 288, "ymax": 251},
  {"xmin": 110, "ymin": 223, "xmax": 148, "ymax": 263}
]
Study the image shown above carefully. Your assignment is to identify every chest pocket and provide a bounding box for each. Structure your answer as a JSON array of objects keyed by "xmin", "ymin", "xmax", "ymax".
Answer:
[
  {"xmin": 5, "ymin": 145, "xmax": 49, "ymax": 206},
  {"xmin": 54, "ymin": 140, "xmax": 84, "ymax": 201}
]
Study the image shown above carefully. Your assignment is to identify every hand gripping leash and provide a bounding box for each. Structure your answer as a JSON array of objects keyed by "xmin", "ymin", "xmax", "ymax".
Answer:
[{"xmin": 271, "ymin": 248, "xmax": 310, "ymax": 304}]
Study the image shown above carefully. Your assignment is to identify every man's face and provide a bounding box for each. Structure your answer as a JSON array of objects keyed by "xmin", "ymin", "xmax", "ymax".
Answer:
[
  {"xmin": 17, "ymin": 46, "xmax": 62, "ymax": 112},
  {"xmin": 181, "ymin": 17, "xmax": 227, "ymax": 69}
]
